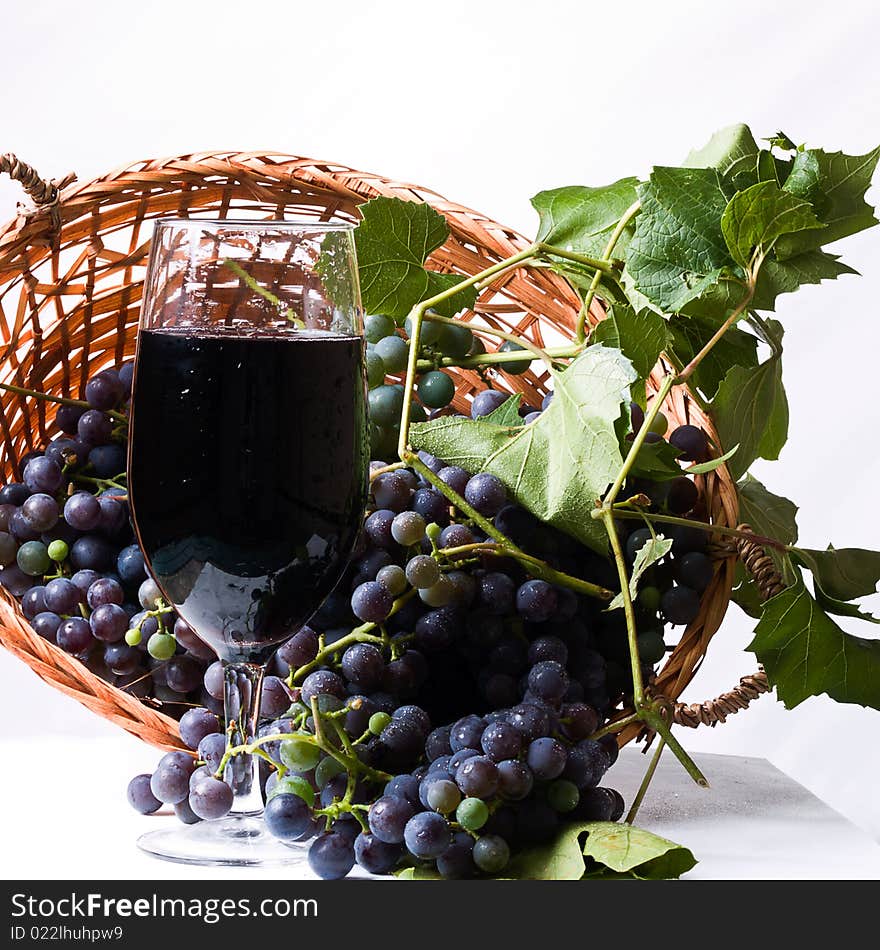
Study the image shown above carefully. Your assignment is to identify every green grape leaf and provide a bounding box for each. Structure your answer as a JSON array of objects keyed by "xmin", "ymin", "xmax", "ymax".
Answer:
[
  {"xmin": 410, "ymin": 345, "xmax": 637, "ymax": 553},
  {"xmin": 628, "ymin": 438, "xmax": 683, "ymax": 482},
  {"xmin": 720, "ymin": 181, "xmax": 823, "ymax": 269},
  {"xmin": 677, "ymin": 248, "xmax": 855, "ymax": 319},
  {"xmin": 684, "ymin": 123, "xmax": 761, "ymax": 192},
  {"xmin": 395, "ymin": 865, "xmax": 442, "ymax": 880},
  {"xmin": 790, "ymin": 546, "xmax": 880, "ymax": 601},
  {"xmin": 712, "ymin": 355, "xmax": 788, "ymax": 480},
  {"xmin": 666, "ymin": 313, "xmax": 758, "ymax": 399},
  {"xmin": 505, "ymin": 822, "xmax": 594, "ymax": 880},
  {"xmin": 531, "ymin": 178, "xmax": 640, "ymax": 259},
  {"xmin": 752, "ymin": 249, "xmax": 858, "ymax": 310},
  {"xmin": 627, "ymin": 167, "xmax": 737, "ymax": 313},
  {"xmin": 775, "ymin": 146, "xmax": 880, "ymax": 259},
  {"xmin": 482, "ymin": 393, "xmax": 524, "ymax": 427},
  {"xmin": 581, "ymin": 822, "xmax": 697, "ymax": 880},
  {"xmin": 766, "ymin": 131, "xmax": 797, "ymax": 151},
  {"xmin": 731, "ymin": 562, "xmax": 765, "ymax": 619},
  {"xmin": 354, "ymin": 197, "xmax": 477, "ymax": 319},
  {"xmin": 748, "ymin": 578, "xmax": 880, "ymax": 710},
  {"xmin": 608, "ymin": 534, "xmax": 672, "ymax": 610},
  {"xmin": 590, "ymin": 304, "xmax": 670, "ymax": 384},
  {"xmin": 736, "ymin": 475, "xmax": 799, "ymax": 576},
  {"xmin": 782, "ymin": 149, "xmax": 822, "ymax": 202},
  {"xmin": 504, "ymin": 821, "xmax": 696, "ymax": 880},
  {"xmin": 686, "ymin": 443, "xmax": 740, "ymax": 475}
]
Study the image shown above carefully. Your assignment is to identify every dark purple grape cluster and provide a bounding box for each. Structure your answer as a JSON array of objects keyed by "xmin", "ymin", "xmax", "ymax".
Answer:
[{"xmin": 0, "ymin": 362, "xmax": 218, "ymax": 716}]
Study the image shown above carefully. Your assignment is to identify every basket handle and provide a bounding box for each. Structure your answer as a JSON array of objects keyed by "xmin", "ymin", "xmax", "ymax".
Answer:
[
  {"xmin": 0, "ymin": 153, "xmax": 76, "ymax": 229},
  {"xmin": 666, "ymin": 525, "xmax": 783, "ymax": 728}
]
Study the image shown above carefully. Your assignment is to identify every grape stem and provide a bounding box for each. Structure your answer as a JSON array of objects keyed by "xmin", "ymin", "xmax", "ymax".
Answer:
[
  {"xmin": 397, "ymin": 244, "xmax": 542, "ymax": 459},
  {"xmin": 215, "ymin": 725, "xmax": 392, "ymax": 787},
  {"xmin": 287, "ymin": 589, "xmax": 418, "ymax": 685},
  {"xmin": 625, "ymin": 736, "xmax": 666, "ymax": 824},
  {"xmin": 369, "ymin": 461, "xmax": 406, "ymax": 480},
  {"xmin": 415, "ymin": 344, "xmax": 581, "ymax": 373},
  {"xmin": 407, "ymin": 451, "xmax": 612, "ymax": 601},
  {"xmin": 574, "ymin": 200, "xmax": 641, "ymax": 343},
  {"xmin": 0, "ymin": 381, "xmax": 127, "ymax": 422},
  {"xmin": 610, "ymin": 509, "xmax": 789, "ymax": 553},
  {"xmin": 421, "ymin": 312, "xmax": 558, "ymax": 371},
  {"xmin": 439, "ymin": 540, "xmax": 613, "ymax": 601}
]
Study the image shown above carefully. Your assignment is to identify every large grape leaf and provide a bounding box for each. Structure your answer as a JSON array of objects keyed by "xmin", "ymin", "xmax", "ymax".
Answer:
[
  {"xmin": 748, "ymin": 579, "xmax": 880, "ymax": 710},
  {"xmin": 720, "ymin": 180, "xmax": 823, "ymax": 269},
  {"xmin": 789, "ymin": 545, "xmax": 880, "ymax": 623},
  {"xmin": 581, "ymin": 823, "xmax": 697, "ymax": 879},
  {"xmin": 782, "ymin": 149, "xmax": 822, "ymax": 203},
  {"xmin": 736, "ymin": 475, "xmax": 799, "ymax": 576},
  {"xmin": 590, "ymin": 303, "xmax": 670, "ymax": 383},
  {"xmin": 791, "ymin": 545, "xmax": 880, "ymax": 600},
  {"xmin": 354, "ymin": 197, "xmax": 477, "ymax": 319},
  {"xmin": 679, "ymin": 248, "xmax": 855, "ymax": 320},
  {"xmin": 775, "ymin": 146, "xmax": 880, "ymax": 259},
  {"xmin": 684, "ymin": 123, "xmax": 762, "ymax": 192},
  {"xmin": 666, "ymin": 313, "xmax": 758, "ymax": 399},
  {"xmin": 409, "ymin": 345, "xmax": 637, "ymax": 553},
  {"xmin": 712, "ymin": 354, "xmax": 788, "ymax": 480},
  {"xmin": 627, "ymin": 167, "xmax": 738, "ymax": 313},
  {"xmin": 531, "ymin": 178, "xmax": 640, "ymax": 259},
  {"xmin": 504, "ymin": 821, "xmax": 696, "ymax": 880}
]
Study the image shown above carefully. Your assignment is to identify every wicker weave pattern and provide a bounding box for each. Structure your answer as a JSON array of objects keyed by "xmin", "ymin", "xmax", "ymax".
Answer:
[{"xmin": 0, "ymin": 152, "xmax": 739, "ymax": 750}]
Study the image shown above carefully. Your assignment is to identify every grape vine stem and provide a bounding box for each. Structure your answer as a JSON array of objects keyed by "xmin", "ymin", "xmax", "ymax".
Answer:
[
  {"xmin": 625, "ymin": 737, "xmax": 666, "ymax": 824},
  {"xmin": 407, "ymin": 451, "xmax": 612, "ymax": 601}
]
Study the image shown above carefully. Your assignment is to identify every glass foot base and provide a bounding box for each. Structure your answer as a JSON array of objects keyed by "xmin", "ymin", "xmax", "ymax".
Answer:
[{"xmin": 137, "ymin": 815, "xmax": 307, "ymax": 867}]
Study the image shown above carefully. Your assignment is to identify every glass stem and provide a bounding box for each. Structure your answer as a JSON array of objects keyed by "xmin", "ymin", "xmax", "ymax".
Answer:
[{"xmin": 222, "ymin": 660, "xmax": 266, "ymax": 816}]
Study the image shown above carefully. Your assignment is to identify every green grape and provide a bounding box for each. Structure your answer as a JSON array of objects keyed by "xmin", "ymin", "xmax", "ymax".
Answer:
[
  {"xmin": 497, "ymin": 340, "xmax": 529, "ymax": 375},
  {"xmin": 456, "ymin": 797, "xmax": 489, "ymax": 831},
  {"xmin": 368, "ymin": 711, "xmax": 391, "ymax": 735},
  {"xmin": 47, "ymin": 539, "xmax": 69, "ymax": 563},
  {"xmin": 374, "ymin": 335, "xmax": 409, "ymax": 373},
  {"xmin": 638, "ymin": 585, "xmax": 662, "ymax": 612},
  {"xmin": 649, "ymin": 411, "xmax": 668, "ymax": 436},
  {"xmin": 271, "ymin": 773, "xmax": 316, "ymax": 807},
  {"xmin": 365, "ymin": 314, "xmax": 396, "ymax": 344},
  {"xmin": 425, "ymin": 522, "xmax": 442, "ymax": 543},
  {"xmin": 405, "ymin": 313, "xmax": 442, "ymax": 346},
  {"xmin": 437, "ymin": 322, "xmax": 473, "ymax": 359},
  {"xmin": 637, "ymin": 629, "xmax": 667, "ymax": 665},
  {"xmin": 368, "ymin": 385, "xmax": 404, "ymax": 427},
  {"xmin": 125, "ymin": 627, "xmax": 142, "ymax": 647},
  {"xmin": 314, "ymin": 756, "xmax": 346, "ymax": 789},
  {"xmin": 16, "ymin": 541, "xmax": 50, "ymax": 577},
  {"xmin": 279, "ymin": 737, "xmax": 321, "ymax": 773},
  {"xmin": 370, "ymin": 424, "xmax": 399, "ymax": 461},
  {"xmin": 418, "ymin": 371, "xmax": 455, "ymax": 409},
  {"xmin": 366, "ymin": 351, "xmax": 386, "ymax": 389},
  {"xmin": 468, "ymin": 336, "xmax": 487, "ymax": 357},
  {"xmin": 547, "ymin": 779, "xmax": 580, "ymax": 813},
  {"xmin": 147, "ymin": 632, "xmax": 176, "ymax": 660}
]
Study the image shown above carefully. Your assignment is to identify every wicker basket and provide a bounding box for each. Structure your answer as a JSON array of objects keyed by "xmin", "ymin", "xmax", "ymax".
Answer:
[{"xmin": 0, "ymin": 151, "xmax": 765, "ymax": 753}]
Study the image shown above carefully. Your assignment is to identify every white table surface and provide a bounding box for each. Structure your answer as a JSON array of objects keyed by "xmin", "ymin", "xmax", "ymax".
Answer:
[{"xmin": 0, "ymin": 735, "xmax": 877, "ymax": 880}]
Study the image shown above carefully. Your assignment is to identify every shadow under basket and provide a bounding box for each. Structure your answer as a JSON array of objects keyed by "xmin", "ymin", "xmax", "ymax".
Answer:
[{"xmin": 0, "ymin": 151, "xmax": 774, "ymax": 752}]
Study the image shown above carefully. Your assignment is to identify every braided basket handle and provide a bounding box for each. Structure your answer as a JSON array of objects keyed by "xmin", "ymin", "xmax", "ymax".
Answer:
[
  {"xmin": 0, "ymin": 153, "xmax": 76, "ymax": 230},
  {"xmin": 668, "ymin": 525, "xmax": 783, "ymax": 728}
]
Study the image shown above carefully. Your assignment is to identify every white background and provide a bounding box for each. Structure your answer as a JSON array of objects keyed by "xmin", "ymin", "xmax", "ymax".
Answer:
[{"xmin": 1, "ymin": 0, "xmax": 878, "ymax": 850}]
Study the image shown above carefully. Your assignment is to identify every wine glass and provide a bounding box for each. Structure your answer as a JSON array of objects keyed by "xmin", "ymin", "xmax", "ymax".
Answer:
[{"xmin": 128, "ymin": 218, "xmax": 367, "ymax": 865}]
